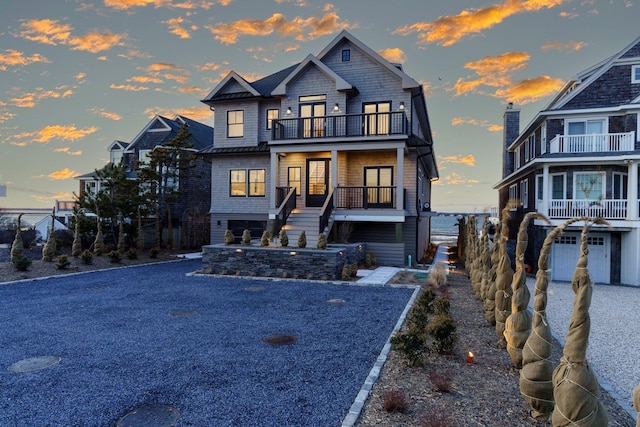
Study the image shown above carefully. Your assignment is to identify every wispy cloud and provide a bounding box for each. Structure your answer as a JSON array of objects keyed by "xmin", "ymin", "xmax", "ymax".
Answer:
[
  {"xmin": 440, "ymin": 172, "xmax": 480, "ymax": 186},
  {"xmin": 453, "ymin": 51, "xmax": 563, "ymax": 104},
  {"xmin": 31, "ymin": 191, "xmax": 72, "ymax": 203},
  {"xmin": 177, "ymin": 86, "xmax": 205, "ymax": 94},
  {"xmin": 17, "ymin": 19, "xmax": 126, "ymax": 53},
  {"xmin": 194, "ymin": 61, "xmax": 223, "ymax": 71},
  {"xmin": 378, "ymin": 48, "xmax": 405, "ymax": 64},
  {"xmin": 47, "ymin": 168, "xmax": 78, "ymax": 180},
  {"xmin": 88, "ymin": 108, "xmax": 122, "ymax": 120},
  {"xmin": 452, "ymin": 117, "xmax": 503, "ymax": 132},
  {"xmin": 127, "ymin": 75, "xmax": 164, "ymax": 84},
  {"xmin": 394, "ymin": 0, "xmax": 566, "ymax": 46},
  {"xmin": 54, "ymin": 147, "xmax": 83, "ymax": 156},
  {"xmin": 145, "ymin": 62, "xmax": 190, "ymax": 83},
  {"xmin": 0, "ymin": 49, "xmax": 50, "ymax": 71},
  {"xmin": 143, "ymin": 106, "xmax": 213, "ymax": 121},
  {"xmin": 164, "ymin": 16, "xmax": 197, "ymax": 38},
  {"xmin": 438, "ymin": 154, "xmax": 476, "ymax": 166},
  {"xmin": 0, "ymin": 109, "xmax": 16, "ymax": 123},
  {"xmin": 204, "ymin": 10, "xmax": 354, "ymax": 44},
  {"xmin": 9, "ymin": 87, "xmax": 74, "ymax": 108},
  {"xmin": 541, "ymin": 40, "xmax": 587, "ymax": 51},
  {"xmin": 14, "ymin": 124, "xmax": 98, "ymax": 144},
  {"xmin": 103, "ymin": 0, "xmax": 217, "ymax": 10},
  {"xmin": 110, "ymin": 83, "xmax": 149, "ymax": 91}
]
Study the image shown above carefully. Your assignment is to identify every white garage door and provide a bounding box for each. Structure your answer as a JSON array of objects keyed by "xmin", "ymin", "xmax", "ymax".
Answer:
[{"xmin": 550, "ymin": 233, "xmax": 609, "ymax": 283}]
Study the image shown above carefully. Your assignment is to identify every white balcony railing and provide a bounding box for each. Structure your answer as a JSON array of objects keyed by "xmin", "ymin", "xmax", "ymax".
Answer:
[
  {"xmin": 549, "ymin": 132, "xmax": 635, "ymax": 154},
  {"xmin": 544, "ymin": 199, "xmax": 628, "ymax": 219}
]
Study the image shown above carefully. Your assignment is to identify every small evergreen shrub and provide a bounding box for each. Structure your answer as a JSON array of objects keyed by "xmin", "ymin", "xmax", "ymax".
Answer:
[
  {"xmin": 242, "ymin": 229, "xmax": 251, "ymax": 246},
  {"xmin": 126, "ymin": 248, "xmax": 138, "ymax": 260},
  {"xmin": 350, "ymin": 262, "xmax": 359, "ymax": 277},
  {"xmin": 55, "ymin": 254, "xmax": 71, "ymax": 270},
  {"xmin": 341, "ymin": 265, "xmax": 352, "ymax": 281},
  {"xmin": 14, "ymin": 256, "xmax": 32, "ymax": 271},
  {"xmin": 260, "ymin": 230, "xmax": 270, "ymax": 247},
  {"xmin": 297, "ymin": 230, "xmax": 306, "ymax": 248},
  {"xmin": 390, "ymin": 325, "xmax": 427, "ymax": 367},
  {"xmin": 81, "ymin": 250, "xmax": 93, "ymax": 265},
  {"xmin": 150, "ymin": 247, "xmax": 160, "ymax": 259},
  {"xmin": 316, "ymin": 233, "xmax": 327, "ymax": 249},
  {"xmin": 279, "ymin": 229, "xmax": 289, "ymax": 247},
  {"xmin": 223, "ymin": 229, "xmax": 235, "ymax": 245},
  {"xmin": 427, "ymin": 313, "xmax": 459, "ymax": 355},
  {"xmin": 382, "ymin": 389, "xmax": 409, "ymax": 413},
  {"xmin": 108, "ymin": 250, "xmax": 122, "ymax": 263},
  {"xmin": 433, "ymin": 295, "xmax": 451, "ymax": 315},
  {"xmin": 364, "ymin": 252, "xmax": 376, "ymax": 268}
]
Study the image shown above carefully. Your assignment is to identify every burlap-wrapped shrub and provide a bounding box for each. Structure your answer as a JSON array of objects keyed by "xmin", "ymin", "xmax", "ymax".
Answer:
[
  {"xmin": 470, "ymin": 216, "xmax": 484, "ymax": 297},
  {"xmin": 484, "ymin": 221, "xmax": 501, "ymax": 326},
  {"xmin": 317, "ymin": 232, "xmax": 327, "ymax": 249},
  {"xmin": 494, "ymin": 205, "xmax": 513, "ymax": 349},
  {"xmin": 223, "ymin": 229, "xmax": 235, "ymax": 245},
  {"xmin": 520, "ymin": 218, "xmax": 580, "ymax": 420},
  {"xmin": 279, "ymin": 229, "xmax": 289, "ymax": 247},
  {"xmin": 260, "ymin": 230, "xmax": 270, "ymax": 247},
  {"xmin": 71, "ymin": 213, "xmax": 83, "ymax": 257},
  {"xmin": 42, "ymin": 207, "xmax": 56, "ymax": 262},
  {"xmin": 242, "ymin": 229, "xmax": 251, "ymax": 246},
  {"xmin": 297, "ymin": 230, "xmax": 306, "ymax": 248},
  {"xmin": 478, "ymin": 217, "xmax": 492, "ymax": 301},
  {"xmin": 457, "ymin": 216, "xmax": 466, "ymax": 263},
  {"xmin": 552, "ymin": 218, "xmax": 609, "ymax": 427},
  {"xmin": 505, "ymin": 212, "xmax": 549, "ymax": 368},
  {"xmin": 633, "ymin": 383, "xmax": 640, "ymax": 427},
  {"xmin": 10, "ymin": 213, "xmax": 24, "ymax": 264}
]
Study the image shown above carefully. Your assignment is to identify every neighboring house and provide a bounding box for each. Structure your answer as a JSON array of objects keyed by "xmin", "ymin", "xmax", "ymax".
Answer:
[
  {"xmin": 76, "ymin": 115, "xmax": 213, "ymax": 240},
  {"xmin": 495, "ymin": 36, "xmax": 640, "ymax": 286},
  {"xmin": 200, "ymin": 30, "xmax": 438, "ymax": 266},
  {"xmin": 34, "ymin": 215, "xmax": 67, "ymax": 242}
]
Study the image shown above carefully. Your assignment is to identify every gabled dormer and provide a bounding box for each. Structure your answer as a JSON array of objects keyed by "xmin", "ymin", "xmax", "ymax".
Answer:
[{"xmin": 107, "ymin": 140, "xmax": 128, "ymax": 165}]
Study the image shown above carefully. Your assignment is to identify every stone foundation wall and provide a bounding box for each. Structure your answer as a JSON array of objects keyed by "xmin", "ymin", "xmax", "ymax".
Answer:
[{"xmin": 202, "ymin": 243, "xmax": 365, "ymax": 280}]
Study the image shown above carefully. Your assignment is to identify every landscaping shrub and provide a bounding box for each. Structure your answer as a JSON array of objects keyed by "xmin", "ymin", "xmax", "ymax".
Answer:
[
  {"xmin": 297, "ymin": 231, "xmax": 306, "ymax": 248},
  {"xmin": 341, "ymin": 264, "xmax": 352, "ymax": 281},
  {"xmin": 381, "ymin": 390, "xmax": 409, "ymax": 413},
  {"xmin": 418, "ymin": 407, "xmax": 455, "ymax": 427},
  {"xmin": 427, "ymin": 313, "xmax": 459, "ymax": 355},
  {"xmin": 242, "ymin": 229, "xmax": 251, "ymax": 246},
  {"xmin": 150, "ymin": 247, "xmax": 160, "ymax": 259},
  {"xmin": 13, "ymin": 256, "xmax": 32, "ymax": 271},
  {"xmin": 81, "ymin": 250, "xmax": 93, "ymax": 265},
  {"xmin": 260, "ymin": 230, "xmax": 270, "ymax": 247},
  {"xmin": 428, "ymin": 369, "xmax": 454, "ymax": 392},
  {"xmin": 390, "ymin": 325, "xmax": 428, "ymax": 367},
  {"xmin": 317, "ymin": 233, "xmax": 327, "ymax": 249},
  {"xmin": 433, "ymin": 295, "xmax": 451, "ymax": 315},
  {"xmin": 223, "ymin": 229, "xmax": 235, "ymax": 245},
  {"xmin": 428, "ymin": 262, "xmax": 447, "ymax": 288},
  {"xmin": 279, "ymin": 229, "xmax": 289, "ymax": 247},
  {"xmin": 126, "ymin": 248, "xmax": 138, "ymax": 260},
  {"xmin": 55, "ymin": 254, "xmax": 71, "ymax": 270},
  {"xmin": 108, "ymin": 250, "xmax": 122, "ymax": 263}
]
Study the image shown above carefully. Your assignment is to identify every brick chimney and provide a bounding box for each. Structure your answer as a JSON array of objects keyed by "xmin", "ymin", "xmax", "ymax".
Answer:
[{"xmin": 503, "ymin": 102, "xmax": 520, "ymax": 177}]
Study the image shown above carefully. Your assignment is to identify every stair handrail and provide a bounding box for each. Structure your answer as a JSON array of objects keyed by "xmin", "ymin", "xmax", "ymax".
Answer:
[
  {"xmin": 273, "ymin": 187, "xmax": 297, "ymax": 236},
  {"xmin": 319, "ymin": 188, "xmax": 334, "ymax": 234}
]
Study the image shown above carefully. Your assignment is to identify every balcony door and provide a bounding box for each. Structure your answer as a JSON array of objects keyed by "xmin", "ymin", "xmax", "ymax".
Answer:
[
  {"xmin": 300, "ymin": 95, "xmax": 326, "ymax": 138},
  {"xmin": 363, "ymin": 102, "xmax": 391, "ymax": 136},
  {"xmin": 306, "ymin": 159, "xmax": 330, "ymax": 207},
  {"xmin": 567, "ymin": 119, "xmax": 605, "ymax": 151}
]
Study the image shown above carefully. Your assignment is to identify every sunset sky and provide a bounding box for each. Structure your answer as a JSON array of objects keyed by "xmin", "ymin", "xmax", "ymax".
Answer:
[{"xmin": 0, "ymin": 0, "xmax": 638, "ymax": 213}]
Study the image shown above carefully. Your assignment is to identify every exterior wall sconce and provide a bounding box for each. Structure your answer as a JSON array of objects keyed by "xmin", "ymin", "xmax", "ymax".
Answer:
[
  {"xmin": 398, "ymin": 102, "xmax": 405, "ymax": 110},
  {"xmin": 285, "ymin": 107, "xmax": 292, "ymax": 116},
  {"xmin": 332, "ymin": 103, "xmax": 341, "ymax": 113}
]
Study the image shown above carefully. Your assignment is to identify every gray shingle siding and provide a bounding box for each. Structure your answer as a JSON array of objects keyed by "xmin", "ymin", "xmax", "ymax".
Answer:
[{"xmin": 562, "ymin": 65, "xmax": 640, "ymax": 109}]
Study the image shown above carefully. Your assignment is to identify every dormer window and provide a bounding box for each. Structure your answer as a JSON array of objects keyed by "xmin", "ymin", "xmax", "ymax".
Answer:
[
  {"xmin": 342, "ymin": 49, "xmax": 350, "ymax": 62},
  {"xmin": 110, "ymin": 149, "xmax": 123, "ymax": 165},
  {"xmin": 633, "ymin": 65, "xmax": 640, "ymax": 83}
]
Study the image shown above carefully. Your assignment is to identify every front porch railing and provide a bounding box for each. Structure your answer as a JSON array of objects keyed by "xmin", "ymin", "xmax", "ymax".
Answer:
[
  {"xmin": 272, "ymin": 112, "xmax": 408, "ymax": 141},
  {"xmin": 319, "ymin": 188, "xmax": 334, "ymax": 234},
  {"xmin": 545, "ymin": 199, "xmax": 628, "ymax": 219},
  {"xmin": 549, "ymin": 132, "xmax": 635, "ymax": 154},
  {"xmin": 273, "ymin": 187, "xmax": 296, "ymax": 236},
  {"xmin": 335, "ymin": 186, "xmax": 396, "ymax": 209}
]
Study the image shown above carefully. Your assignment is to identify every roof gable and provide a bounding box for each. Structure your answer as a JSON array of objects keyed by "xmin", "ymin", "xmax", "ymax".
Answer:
[
  {"xmin": 271, "ymin": 54, "xmax": 353, "ymax": 96},
  {"xmin": 318, "ymin": 30, "xmax": 420, "ymax": 90},
  {"xmin": 125, "ymin": 116, "xmax": 173, "ymax": 153},
  {"xmin": 202, "ymin": 71, "xmax": 260, "ymax": 102}
]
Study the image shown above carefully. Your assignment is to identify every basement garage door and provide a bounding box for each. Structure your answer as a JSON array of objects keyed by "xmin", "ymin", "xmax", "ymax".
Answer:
[{"xmin": 550, "ymin": 233, "xmax": 609, "ymax": 283}]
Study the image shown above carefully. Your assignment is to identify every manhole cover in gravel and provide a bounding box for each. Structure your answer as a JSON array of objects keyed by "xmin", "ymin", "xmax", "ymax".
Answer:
[
  {"xmin": 8, "ymin": 356, "xmax": 61, "ymax": 373},
  {"xmin": 263, "ymin": 334, "xmax": 298, "ymax": 346},
  {"xmin": 325, "ymin": 298, "xmax": 346, "ymax": 305},
  {"xmin": 244, "ymin": 286, "xmax": 265, "ymax": 292},
  {"xmin": 168, "ymin": 310, "xmax": 198, "ymax": 318},
  {"xmin": 116, "ymin": 404, "xmax": 181, "ymax": 427}
]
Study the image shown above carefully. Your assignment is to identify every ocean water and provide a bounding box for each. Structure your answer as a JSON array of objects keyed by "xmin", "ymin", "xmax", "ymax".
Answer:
[{"xmin": 430, "ymin": 215, "xmax": 462, "ymax": 245}]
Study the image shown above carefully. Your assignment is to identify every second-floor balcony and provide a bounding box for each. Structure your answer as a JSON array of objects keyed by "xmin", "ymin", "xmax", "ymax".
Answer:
[
  {"xmin": 549, "ymin": 131, "xmax": 635, "ymax": 154},
  {"xmin": 271, "ymin": 112, "xmax": 408, "ymax": 141},
  {"xmin": 540, "ymin": 199, "xmax": 628, "ymax": 219}
]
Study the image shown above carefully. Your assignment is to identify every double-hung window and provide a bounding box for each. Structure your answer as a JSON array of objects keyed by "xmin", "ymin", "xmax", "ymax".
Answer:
[
  {"xmin": 266, "ymin": 109, "xmax": 279, "ymax": 130},
  {"xmin": 230, "ymin": 169, "xmax": 246, "ymax": 196},
  {"xmin": 227, "ymin": 110, "xmax": 244, "ymax": 138},
  {"xmin": 550, "ymin": 174, "xmax": 565, "ymax": 199},
  {"xmin": 288, "ymin": 166, "xmax": 301, "ymax": 196},
  {"xmin": 229, "ymin": 169, "xmax": 266, "ymax": 197},
  {"xmin": 248, "ymin": 169, "xmax": 265, "ymax": 197},
  {"xmin": 574, "ymin": 172, "xmax": 604, "ymax": 200},
  {"xmin": 632, "ymin": 65, "xmax": 640, "ymax": 83}
]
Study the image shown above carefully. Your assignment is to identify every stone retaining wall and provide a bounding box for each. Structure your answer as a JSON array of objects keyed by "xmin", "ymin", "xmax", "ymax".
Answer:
[{"xmin": 202, "ymin": 243, "xmax": 365, "ymax": 280}]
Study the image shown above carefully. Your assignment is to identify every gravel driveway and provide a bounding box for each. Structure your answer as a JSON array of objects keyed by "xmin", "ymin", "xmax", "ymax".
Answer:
[{"xmin": 0, "ymin": 260, "xmax": 414, "ymax": 426}]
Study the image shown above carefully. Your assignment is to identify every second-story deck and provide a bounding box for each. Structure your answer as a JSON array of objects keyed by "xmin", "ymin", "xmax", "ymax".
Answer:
[
  {"xmin": 549, "ymin": 131, "xmax": 635, "ymax": 154},
  {"xmin": 271, "ymin": 112, "xmax": 408, "ymax": 141}
]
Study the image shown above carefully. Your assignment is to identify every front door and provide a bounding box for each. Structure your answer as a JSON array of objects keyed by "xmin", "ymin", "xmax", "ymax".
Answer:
[{"xmin": 306, "ymin": 159, "xmax": 330, "ymax": 207}]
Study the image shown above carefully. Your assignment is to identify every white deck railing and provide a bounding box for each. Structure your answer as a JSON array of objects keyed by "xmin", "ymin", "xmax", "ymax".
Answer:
[
  {"xmin": 549, "ymin": 131, "xmax": 635, "ymax": 154},
  {"xmin": 544, "ymin": 199, "xmax": 628, "ymax": 219}
]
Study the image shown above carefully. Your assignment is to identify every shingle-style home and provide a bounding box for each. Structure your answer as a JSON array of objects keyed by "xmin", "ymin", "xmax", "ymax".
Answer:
[
  {"xmin": 495, "ymin": 36, "xmax": 640, "ymax": 286},
  {"xmin": 200, "ymin": 30, "xmax": 438, "ymax": 266},
  {"xmin": 76, "ymin": 114, "xmax": 213, "ymax": 244}
]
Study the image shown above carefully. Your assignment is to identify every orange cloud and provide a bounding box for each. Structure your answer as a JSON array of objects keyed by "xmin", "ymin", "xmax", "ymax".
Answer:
[
  {"xmin": 15, "ymin": 125, "xmax": 98, "ymax": 144},
  {"xmin": 18, "ymin": 19, "xmax": 72, "ymax": 45},
  {"xmin": 394, "ymin": 0, "xmax": 566, "ymax": 46},
  {"xmin": 442, "ymin": 172, "xmax": 480, "ymax": 186},
  {"xmin": 205, "ymin": 11, "xmax": 353, "ymax": 44},
  {"xmin": 378, "ymin": 48, "xmax": 405, "ymax": 64},
  {"xmin": 110, "ymin": 83, "xmax": 149, "ymax": 91},
  {"xmin": 31, "ymin": 191, "xmax": 73, "ymax": 203},
  {"xmin": 194, "ymin": 62, "xmax": 222, "ymax": 71},
  {"xmin": 438, "ymin": 154, "xmax": 476, "ymax": 166},
  {"xmin": 88, "ymin": 108, "xmax": 122, "ymax": 120},
  {"xmin": 68, "ymin": 30, "xmax": 126, "ymax": 53},
  {"xmin": 104, "ymin": 0, "xmax": 216, "ymax": 9},
  {"xmin": 541, "ymin": 40, "xmax": 587, "ymax": 51},
  {"xmin": 164, "ymin": 16, "xmax": 193, "ymax": 38},
  {"xmin": 127, "ymin": 75, "xmax": 164, "ymax": 84},
  {"xmin": 75, "ymin": 72, "xmax": 87, "ymax": 82},
  {"xmin": 54, "ymin": 147, "xmax": 83, "ymax": 156},
  {"xmin": 0, "ymin": 110, "xmax": 16, "ymax": 123},
  {"xmin": 48, "ymin": 168, "xmax": 77, "ymax": 180},
  {"xmin": 9, "ymin": 87, "xmax": 74, "ymax": 108},
  {"xmin": 143, "ymin": 106, "xmax": 213, "ymax": 122},
  {"xmin": 177, "ymin": 86, "xmax": 205, "ymax": 94},
  {"xmin": 451, "ymin": 117, "xmax": 503, "ymax": 132},
  {"xmin": 0, "ymin": 49, "xmax": 50, "ymax": 70},
  {"xmin": 494, "ymin": 75, "xmax": 564, "ymax": 104}
]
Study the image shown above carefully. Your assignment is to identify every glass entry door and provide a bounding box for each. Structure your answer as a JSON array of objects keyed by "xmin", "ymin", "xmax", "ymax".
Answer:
[{"xmin": 306, "ymin": 159, "xmax": 330, "ymax": 207}]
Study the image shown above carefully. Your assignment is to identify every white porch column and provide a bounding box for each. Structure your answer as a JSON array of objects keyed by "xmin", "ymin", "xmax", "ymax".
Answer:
[
  {"xmin": 270, "ymin": 151, "xmax": 278, "ymax": 209},
  {"xmin": 331, "ymin": 150, "xmax": 338, "ymax": 207},
  {"xmin": 541, "ymin": 165, "xmax": 549, "ymax": 217},
  {"xmin": 397, "ymin": 147, "xmax": 404, "ymax": 211},
  {"xmin": 627, "ymin": 160, "xmax": 638, "ymax": 219}
]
